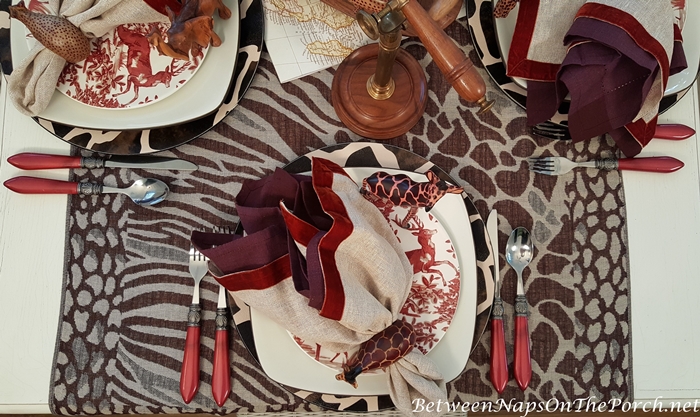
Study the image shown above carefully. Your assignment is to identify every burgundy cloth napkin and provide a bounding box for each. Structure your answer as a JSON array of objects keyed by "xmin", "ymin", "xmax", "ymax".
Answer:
[
  {"xmin": 502, "ymin": 0, "xmax": 687, "ymax": 156},
  {"xmin": 191, "ymin": 157, "xmax": 447, "ymax": 416}
]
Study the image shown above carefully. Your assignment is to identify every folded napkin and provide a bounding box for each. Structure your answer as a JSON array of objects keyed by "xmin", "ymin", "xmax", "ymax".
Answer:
[
  {"xmin": 8, "ymin": 0, "xmax": 178, "ymax": 116},
  {"xmin": 502, "ymin": 0, "xmax": 687, "ymax": 156},
  {"xmin": 191, "ymin": 158, "xmax": 447, "ymax": 416}
]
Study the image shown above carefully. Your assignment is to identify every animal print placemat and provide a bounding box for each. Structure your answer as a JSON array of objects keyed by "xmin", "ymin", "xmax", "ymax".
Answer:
[{"xmin": 49, "ymin": 17, "xmax": 631, "ymax": 414}]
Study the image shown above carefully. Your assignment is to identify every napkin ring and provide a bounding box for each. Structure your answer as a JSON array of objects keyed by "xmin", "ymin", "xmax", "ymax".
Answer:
[{"xmin": 335, "ymin": 319, "xmax": 416, "ymax": 388}]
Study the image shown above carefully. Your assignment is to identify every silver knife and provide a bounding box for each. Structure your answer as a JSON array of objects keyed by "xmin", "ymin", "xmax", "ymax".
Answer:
[
  {"xmin": 7, "ymin": 152, "xmax": 198, "ymax": 171},
  {"xmin": 487, "ymin": 209, "xmax": 508, "ymax": 394}
]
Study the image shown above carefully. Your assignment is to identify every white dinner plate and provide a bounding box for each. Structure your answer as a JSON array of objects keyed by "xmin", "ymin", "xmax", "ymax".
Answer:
[
  {"xmin": 290, "ymin": 199, "xmax": 462, "ymax": 372},
  {"xmin": 9, "ymin": 0, "xmax": 239, "ymax": 130},
  {"xmin": 249, "ymin": 167, "xmax": 477, "ymax": 396}
]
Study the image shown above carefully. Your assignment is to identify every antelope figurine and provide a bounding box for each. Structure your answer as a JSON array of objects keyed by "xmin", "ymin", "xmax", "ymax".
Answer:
[{"xmin": 360, "ymin": 170, "xmax": 463, "ymax": 228}]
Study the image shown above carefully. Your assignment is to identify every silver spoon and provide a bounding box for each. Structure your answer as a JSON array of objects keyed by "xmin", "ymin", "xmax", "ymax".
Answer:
[
  {"xmin": 3, "ymin": 176, "xmax": 169, "ymax": 206},
  {"xmin": 505, "ymin": 227, "xmax": 534, "ymax": 391}
]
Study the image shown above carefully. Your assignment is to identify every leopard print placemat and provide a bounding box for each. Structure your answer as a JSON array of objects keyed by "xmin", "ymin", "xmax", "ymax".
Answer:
[{"xmin": 49, "ymin": 17, "xmax": 631, "ymax": 414}]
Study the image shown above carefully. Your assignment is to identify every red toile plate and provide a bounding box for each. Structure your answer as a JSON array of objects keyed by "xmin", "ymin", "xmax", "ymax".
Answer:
[
  {"xmin": 25, "ymin": 0, "xmax": 208, "ymax": 110},
  {"xmin": 230, "ymin": 142, "xmax": 496, "ymax": 412},
  {"xmin": 292, "ymin": 201, "xmax": 461, "ymax": 372}
]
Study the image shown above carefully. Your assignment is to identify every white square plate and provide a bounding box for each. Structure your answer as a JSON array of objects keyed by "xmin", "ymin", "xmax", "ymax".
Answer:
[
  {"xmin": 250, "ymin": 167, "xmax": 478, "ymax": 396},
  {"xmin": 9, "ymin": 0, "xmax": 239, "ymax": 130}
]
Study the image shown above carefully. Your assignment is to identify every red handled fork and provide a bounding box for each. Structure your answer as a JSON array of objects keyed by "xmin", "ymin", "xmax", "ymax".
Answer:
[
  {"xmin": 181, "ymin": 246, "xmax": 207, "ymax": 404},
  {"xmin": 181, "ymin": 228, "xmax": 232, "ymax": 406}
]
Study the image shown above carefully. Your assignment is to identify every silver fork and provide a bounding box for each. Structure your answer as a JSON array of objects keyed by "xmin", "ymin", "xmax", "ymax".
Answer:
[
  {"xmin": 180, "ymin": 245, "xmax": 207, "ymax": 404},
  {"xmin": 531, "ymin": 122, "xmax": 571, "ymax": 140},
  {"xmin": 529, "ymin": 156, "xmax": 685, "ymax": 175},
  {"xmin": 532, "ymin": 122, "xmax": 695, "ymax": 141},
  {"xmin": 528, "ymin": 156, "xmax": 599, "ymax": 175}
]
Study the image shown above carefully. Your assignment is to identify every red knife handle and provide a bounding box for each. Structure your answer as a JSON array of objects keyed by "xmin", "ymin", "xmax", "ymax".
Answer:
[
  {"xmin": 4, "ymin": 176, "xmax": 82, "ymax": 194},
  {"xmin": 212, "ymin": 307, "xmax": 231, "ymax": 407},
  {"xmin": 7, "ymin": 153, "xmax": 88, "ymax": 170},
  {"xmin": 655, "ymin": 123, "xmax": 695, "ymax": 140},
  {"xmin": 180, "ymin": 304, "xmax": 201, "ymax": 404},
  {"xmin": 513, "ymin": 295, "xmax": 531, "ymax": 391},
  {"xmin": 617, "ymin": 157, "xmax": 684, "ymax": 173},
  {"xmin": 490, "ymin": 297, "xmax": 508, "ymax": 394},
  {"xmin": 3, "ymin": 176, "xmax": 105, "ymax": 195}
]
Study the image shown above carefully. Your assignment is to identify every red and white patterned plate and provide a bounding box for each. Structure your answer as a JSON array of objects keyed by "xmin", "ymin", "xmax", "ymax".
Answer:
[
  {"xmin": 247, "ymin": 164, "xmax": 478, "ymax": 397},
  {"xmin": 26, "ymin": 0, "xmax": 207, "ymax": 110},
  {"xmin": 291, "ymin": 201, "xmax": 461, "ymax": 373}
]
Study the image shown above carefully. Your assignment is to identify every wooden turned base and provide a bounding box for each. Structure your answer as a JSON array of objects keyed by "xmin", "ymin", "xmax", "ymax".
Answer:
[{"xmin": 332, "ymin": 45, "xmax": 427, "ymax": 140}]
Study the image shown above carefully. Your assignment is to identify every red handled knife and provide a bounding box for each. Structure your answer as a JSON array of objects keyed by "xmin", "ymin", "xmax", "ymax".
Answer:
[
  {"xmin": 8, "ymin": 152, "xmax": 198, "ymax": 171},
  {"xmin": 211, "ymin": 284, "xmax": 231, "ymax": 407},
  {"xmin": 487, "ymin": 210, "xmax": 508, "ymax": 394}
]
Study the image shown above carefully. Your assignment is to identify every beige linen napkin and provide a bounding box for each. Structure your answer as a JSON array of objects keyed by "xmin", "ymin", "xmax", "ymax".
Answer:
[
  {"xmin": 192, "ymin": 158, "xmax": 448, "ymax": 416},
  {"xmin": 503, "ymin": 0, "xmax": 683, "ymax": 156},
  {"xmin": 8, "ymin": 0, "xmax": 168, "ymax": 116}
]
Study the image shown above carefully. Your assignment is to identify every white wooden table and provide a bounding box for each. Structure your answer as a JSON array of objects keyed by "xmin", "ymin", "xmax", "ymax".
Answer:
[{"xmin": 1, "ymin": 74, "xmax": 699, "ymax": 413}]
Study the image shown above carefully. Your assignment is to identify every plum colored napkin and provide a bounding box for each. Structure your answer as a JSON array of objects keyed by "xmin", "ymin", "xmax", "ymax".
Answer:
[
  {"xmin": 8, "ymin": 0, "xmax": 179, "ymax": 116},
  {"xmin": 502, "ymin": 0, "xmax": 687, "ymax": 156},
  {"xmin": 191, "ymin": 157, "xmax": 447, "ymax": 416}
]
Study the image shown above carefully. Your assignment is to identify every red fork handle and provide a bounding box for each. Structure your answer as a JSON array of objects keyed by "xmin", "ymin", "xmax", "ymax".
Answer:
[
  {"xmin": 490, "ymin": 298, "xmax": 508, "ymax": 394},
  {"xmin": 212, "ymin": 307, "xmax": 231, "ymax": 407},
  {"xmin": 513, "ymin": 295, "xmax": 531, "ymax": 391},
  {"xmin": 617, "ymin": 157, "xmax": 684, "ymax": 173},
  {"xmin": 7, "ymin": 153, "xmax": 86, "ymax": 170},
  {"xmin": 180, "ymin": 304, "xmax": 201, "ymax": 404},
  {"xmin": 4, "ymin": 176, "xmax": 81, "ymax": 194},
  {"xmin": 655, "ymin": 124, "xmax": 695, "ymax": 140}
]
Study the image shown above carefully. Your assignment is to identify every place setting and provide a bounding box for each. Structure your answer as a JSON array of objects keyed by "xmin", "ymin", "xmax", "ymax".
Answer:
[
  {"xmin": 200, "ymin": 143, "xmax": 498, "ymax": 412},
  {"xmin": 464, "ymin": 0, "xmax": 697, "ymax": 191},
  {"xmin": 467, "ymin": 0, "xmax": 699, "ymax": 134},
  {"xmin": 0, "ymin": 0, "xmax": 264, "ymax": 154},
  {"xmin": 0, "ymin": 0, "xmax": 697, "ymax": 414}
]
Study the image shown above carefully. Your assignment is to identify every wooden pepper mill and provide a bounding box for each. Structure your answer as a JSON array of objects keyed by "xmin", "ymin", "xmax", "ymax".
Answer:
[
  {"xmin": 332, "ymin": 0, "xmax": 428, "ymax": 139},
  {"xmin": 332, "ymin": 0, "xmax": 493, "ymax": 140}
]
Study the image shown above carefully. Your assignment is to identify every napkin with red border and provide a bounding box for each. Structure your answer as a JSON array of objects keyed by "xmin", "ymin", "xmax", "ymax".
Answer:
[
  {"xmin": 191, "ymin": 158, "xmax": 447, "ymax": 416},
  {"xmin": 499, "ymin": 0, "xmax": 687, "ymax": 156}
]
